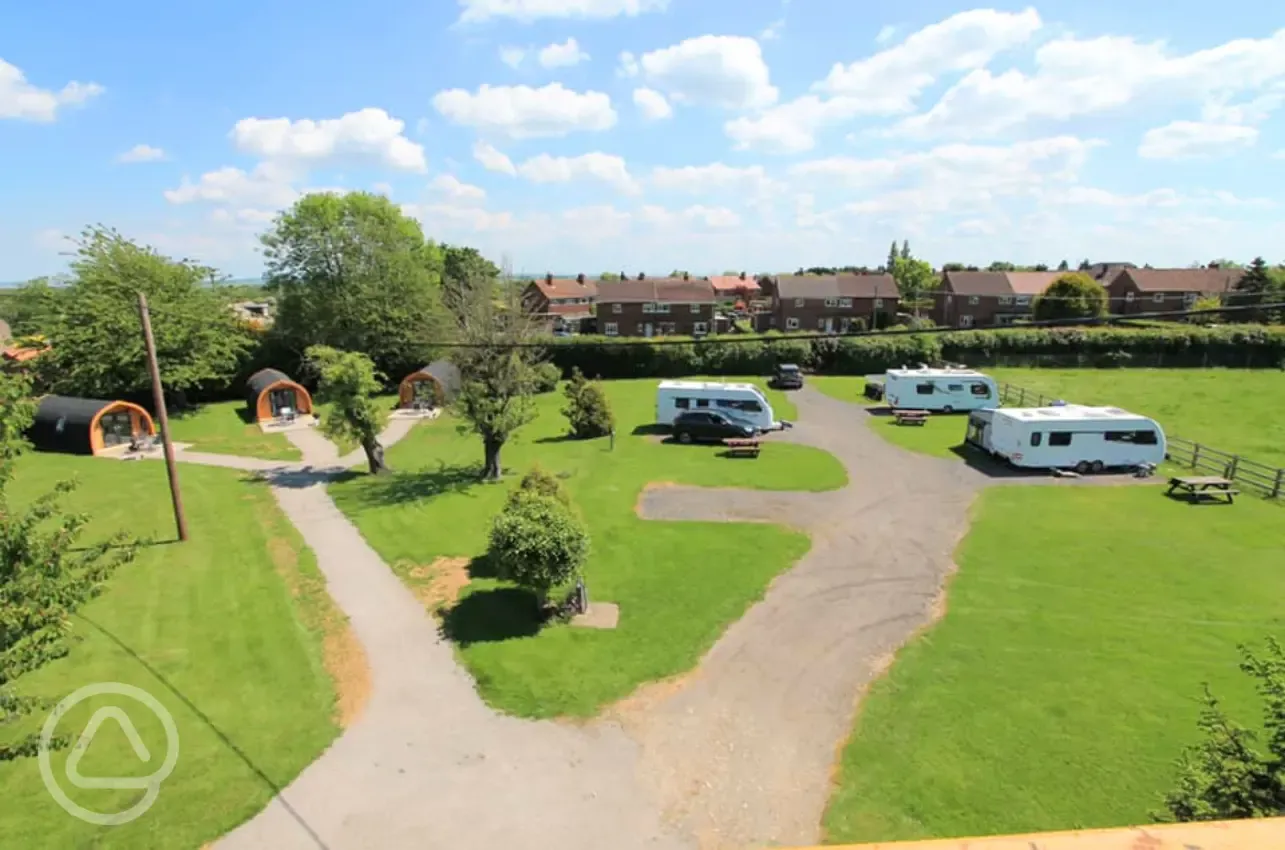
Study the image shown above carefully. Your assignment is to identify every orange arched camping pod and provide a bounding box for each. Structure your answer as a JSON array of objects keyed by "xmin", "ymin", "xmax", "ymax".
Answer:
[
  {"xmin": 398, "ymin": 361, "xmax": 461, "ymax": 409},
  {"xmin": 29, "ymin": 396, "xmax": 157, "ymax": 455},
  {"xmin": 246, "ymin": 368, "xmax": 313, "ymax": 423}
]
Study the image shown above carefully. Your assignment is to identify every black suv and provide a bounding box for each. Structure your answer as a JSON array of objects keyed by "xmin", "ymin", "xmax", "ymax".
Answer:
[
  {"xmin": 770, "ymin": 363, "xmax": 804, "ymax": 390},
  {"xmin": 671, "ymin": 411, "xmax": 756, "ymax": 444}
]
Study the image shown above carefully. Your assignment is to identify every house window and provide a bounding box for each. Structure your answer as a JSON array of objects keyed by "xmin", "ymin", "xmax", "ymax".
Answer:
[
  {"xmin": 636, "ymin": 323, "xmax": 644, "ymax": 333},
  {"xmin": 968, "ymin": 296, "xmax": 980, "ymax": 305},
  {"xmin": 818, "ymin": 318, "xmax": 827, "ymax": 329},
  {"xmin": 873, "ymin": 298, "xmax": 883, "ymax": 308},
  {"xmin": 612, "ymin": 303, "xmax": 622, "ymax": 314},
  {"xmin": 660, "ymin": 322, "xmax": 676, "ymax": 334},
  {"xmin": 604, "ymin": 322, "xmax": 618, "ymax": 336},
  {"xmin": 1015, "ymin": 295, "xmax": 1031, "ymax": 306},
  {"xmin": 838, "ymin": 297, "xmax": 853, "ymax": 307},
  {"xmin": 1049, "ymin": 432, "xmax": 1073, "ymax": 446},
  {"xmin": 675, "ymin": 398, "xmax": 690, "ymax": 409},
  {"xmin": 690, "ymin": 303, "xmax": 701, "ymax": 313},
  {"xmin": 1031, "ymin": 433, "xmax": 1043, "ymax": 446},
  {"xmin": 1152, "ymin": 293, "xmax": 1164, "ymax": 303},
  {"xmin": 643, "ymin": 303, "xmax": 655, "ymax": 313},
  {"xmin": 1183, "ymin": 292, "xmax": 1198, "ymax": 305},
  {"xmin": 786, "ymin": 317, "xmax": 800, "ymax": 330},
  {"xmin": 915, "ymin": 383, "xmax": 935, "ymax": 395},
  {"xmin": 693, "ymin": 321, "xmax": 708, "ymax": 335},
  {"xmin": 794, "ymin": 298, "xmax": 805, "ymax": 308},
  {"xmin": 998, "ymin": 295, "xmax": 1013, "ymax": 305},
  {"xmin": 655, "ymin": 302, "xmax": 671, "ymax": 313},
  {"xmin": 824, "ymin": 298, "xmax": 838, "ymax": 307},
  {"xmin": 959, "ymin": 315, "xmax": 974, "ymax": 328},
  {"xmin": 1125, "ymin": 291, "xmax": 1135, "ymax": 302}
]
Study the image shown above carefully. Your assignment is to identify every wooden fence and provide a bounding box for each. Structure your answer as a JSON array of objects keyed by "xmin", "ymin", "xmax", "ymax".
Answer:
[{"xmin": 995, "ymin": 382, "xmax": 1284, "ymax": 501}]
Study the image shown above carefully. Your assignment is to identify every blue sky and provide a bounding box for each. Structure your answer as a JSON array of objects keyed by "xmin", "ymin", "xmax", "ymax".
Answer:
[{"xmin": 2, "ymin": 0, "xmax": 1283, "ymax": 281}]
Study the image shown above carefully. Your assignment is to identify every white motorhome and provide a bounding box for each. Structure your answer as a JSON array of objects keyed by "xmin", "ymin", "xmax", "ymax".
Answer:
[
  {"xmin": 883, "ymin": 366, "xmax": 999, "ymax": 412},
  {"xmin": 655, "ymin": 380, "xmax": 778, "ymax": 431},
  {"xmin": 966, "ymin": 404, "xmax": 1166, "ymax": 473}
]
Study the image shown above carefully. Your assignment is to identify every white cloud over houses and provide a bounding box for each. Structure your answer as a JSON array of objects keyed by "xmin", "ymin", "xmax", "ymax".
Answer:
[
  {"xmin": 622, "ymin": 35, "xmax": 778, "ymax": 110},
  {"xmin": 231, "ymin": 108, "xmax": 427, "ymax": 172},
  {"xmin": 164, "ymin": 163, "xmax": 300, "ymax": 208},
  {"xmin": 0, "ymin": 58, "xmax": 103, "ymax": 122},
  {"xmin": 517, "ymin": 152, "xmax": 640, "ymax": 194},
  {"xmin": 432, "ymin": 83, "xmax": 617, "ymax": 138}
]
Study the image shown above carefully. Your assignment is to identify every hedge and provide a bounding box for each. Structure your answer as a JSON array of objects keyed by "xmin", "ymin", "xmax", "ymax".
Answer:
[{"xmin": 542, "ymin": 325, "xmax": 1285, "ymax": 379}]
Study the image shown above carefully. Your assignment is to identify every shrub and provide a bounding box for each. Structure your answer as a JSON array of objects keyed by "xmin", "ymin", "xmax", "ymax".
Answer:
[
  {"xmin": 532, "ymin": 361, "xmax": 562, "ymax": 393},
  {"xmin": 1032, "ymin": 273, "xmax": 1109, "ymax": 321},
  {"xmin": 561, "ymin": 368, "xmax": 615, "ymax": 439},
  {"xmin": 488, "ymin": 493, "xmax": 589, "ymax": 609},
  {"xmin": 507, "ymin": 463, "xmax": 570, "ymax": 508}
]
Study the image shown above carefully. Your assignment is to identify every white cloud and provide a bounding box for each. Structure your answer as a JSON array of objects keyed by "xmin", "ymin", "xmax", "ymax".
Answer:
[
  {"xmin": 760, "ymin": 19, "xmax": 785, "ymax": 41},
  {"xmin": 210, "ymin": 208, "xmax": 278, "ymax": 227},
  {"xmin": 640, "ymin": 204, "xmax": 741, "ymax": 229},
  {"xmin": 0, "ymin": 58, "xmax": 104, "ymax": 122},
  {"xmin": 118, "ymin": 144, "xmax": 166, "ymax": 163},
  {"xmin": 457, "ymin": 0, "xmax": 668, "ymax": 23},
  {"xmin": 372, "ymin": 181, "xmax": 394, "ymax": 196},
  {"xmin": 1274, "ymin": 149, "xmax": 1285, "ymax": 159},
  {"xmin": 517, "ymin": 152, "xmax": 640, "ymax": 194},
  {"xmin": 626, "ymin": 35, "xmax": 778, "ymax": 110},
  {"xmin": 1137, "ymin": 121, "xmax": 1259, "ymax": 159},
  {"xmin": 538, "ymin": 37, "xmax": 590, "ymax": 68},
  {"xmin": 430, "ymin": 174, "xmax": 487, "ymax": 203},
  {"xmin": 472, "ymin": 140, "xmax": 517, "ymax": 175},
  {"xmin": 164, "ymin": 163, "xmax": 300, "ymax": 208},
  {"xmin": 650, "ymin": 162, "xmax": 775, "ymax": 196},
  {"xmin": 897, "ymin": 26, "xmax": 1285, "ymax": 139},
  {"xmin": 499, "ymin": 46, "xmax": 527, "ymax": 69},
  {"xmin": 231, "ymin": 108, "xmax": 427, "ymax": 172},
  {"xmin": 726, "ymin": 8, "xmax": 1040, "ymax": 153},
  {"xmin": 404, "ymin": 202, "xmax": 515, "ymax": 232},
  {"xmin": 432, "ymin": 83, "xmax": 616, "ymax": 138},
  {"xmin": 875, "ymin": 25, "xmax": 898, "ymax": 45},
  {"xmin": 632, "ymin": 87, "xmax": 672, "ymax": 120},
  {"xmin": 618, "ymin": 51, "xmax": 639, "ymax": 77}
]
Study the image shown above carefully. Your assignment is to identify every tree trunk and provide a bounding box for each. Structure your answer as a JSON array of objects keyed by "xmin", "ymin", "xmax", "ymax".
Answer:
[
  {"xmin": 362, "ymin": 437, "xmax": 389, "ymax": 475},
  {"xmin": 482, "ymin": 437, "xmax": 503, "ymax": 480}
]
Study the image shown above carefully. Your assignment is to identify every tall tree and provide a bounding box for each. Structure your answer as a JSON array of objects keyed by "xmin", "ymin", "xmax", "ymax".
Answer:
[
  {"xmin": 263, "ymin": 192, "xmax": 446, "ymax": 380},
  {"xmin": 1057, "ymin": 259, "xmax": 1070, "ymax": 271},
  {"xmin": 441, "ymin": 245, "xmax": 500, "ymax": 321},
  {"xmin": 886, "ymin": 241, "xmax": 899, "ymax": 274},
  {"xmin": 37, "ymin": 227, "xmax": 250, "ymax": 405},
  {"xmin": 1230, "ymin": 257, "xmax": 1275, "ymax": 323},
  {"xmin": 0, "ymin": 372, "xmax": 136, "ymax": 761},
  {"xmin": 306, "ymin": 345, "xmax": 389, "ymax": 474},
  {"xmin": 987, "ymin": 261, "xmax": 1017, "ymax": 272},
  {"xmin": 452, "ymin": 270, "xmax": 543, "ymax": 480},
  {"xmin": 1077, "ymin": 259, "xmax": 1092, "ymax": 271},
  {"xmin": 900, "ymin": 240, "xmax": 911, "ymax": 260},
  {"xmin": 892, "ymin": 255, "xmax": 938, "ymax": 318},
  {"xmin": 1032, "ymin": 272, "xmax": 1109, "ymax": 322}
]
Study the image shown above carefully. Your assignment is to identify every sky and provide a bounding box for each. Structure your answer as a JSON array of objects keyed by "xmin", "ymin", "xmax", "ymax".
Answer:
[{"xmin": 2, "ymin": 0, "xmax": 1284, "ymax": 282}]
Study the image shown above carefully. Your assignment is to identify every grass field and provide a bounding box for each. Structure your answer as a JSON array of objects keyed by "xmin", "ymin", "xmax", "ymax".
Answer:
[
  {"xmin": 824, "ymin": 484, "xmax": 1285, "ymax": 844},
  {"xmin": 167, "ymin": 400, "xmax": 300, "ymax": 461},
  {"xmin": 329, "ymin": 378, "xmax": 841, "ymax": 717},
  {"xmin": 0, "ymin": 454, "xmax": 345, "ymax": 848},
  {"xmin": 811, "ymin": 369, "xmax": 1285, "ymax": 468}
]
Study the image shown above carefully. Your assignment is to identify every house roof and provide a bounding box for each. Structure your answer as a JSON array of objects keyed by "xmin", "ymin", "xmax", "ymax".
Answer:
[
  {"xmin": 1116, "ymin": 268, "xmax": 1244, "ymax": 293},
  {"xmin": 597, "ymin": 278, "xmax": 717, "ymax": 303},
  {"xmin": 246, "ymin": 368, "xmax": 303, "ymax": 407},
  {"xmin": 774, "ymin": 274, "xmax": 899, "ymax": 299},
  {"xmin": 529, "ymin": 275, "xmax": 598, "ymax": 300},
  {"xmin": 1004, "ymin": 272, "xmax": 1062, "ymax": 295},
  {"xmin": 941, "ymin": 270, "xmax": 1013, "ymax": 296},
  {"xmin": 708, "ymin": 274, "xmax": 758, "ymax": 293}
]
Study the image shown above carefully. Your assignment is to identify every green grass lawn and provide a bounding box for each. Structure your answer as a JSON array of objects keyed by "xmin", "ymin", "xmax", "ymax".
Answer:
[
  {"xmin": 810, "ymin": 375, "xmax": 869, "ymax": 405},
  {"xmin": 330, "ymin": 378, "xmax": 844, "ymax": 717},
  {"xmin": 824, "ymin": 484, "xmax": 1285, "ymax": 844},
  {"xmin": 0, "ymin": 454, "xmax": 344, "ymax": 848},
  {"xmin": 167, "ymin": 400, "xmax": 300, "ymax": 461}
]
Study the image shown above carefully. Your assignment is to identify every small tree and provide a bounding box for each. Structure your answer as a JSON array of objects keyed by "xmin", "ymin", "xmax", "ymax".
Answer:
[
  {"xmin": 532, "ymin": 362, "xmax": 562, "ymax": 394},
  {"xmin": 1157, "ymin": 639, "xmax": 1285, "ymax": 823},
  {"xmin": 562, "ymin": 368, "xmax": 615, "ymax": 439},
  {"xmin": 1032, "ymin": 272, "xmax": 1108, "ymax": 322},
  {"xmin": 1229, "ymin": 257, "xmax": 1274, "ymax": 323},
  {"xmin": 488, "ymin": 493, "xmax": 589, "ymax": 611},
  {"xmin": 892, "ymin": 255, "xmax": 937, "ymax": 318},
  {"xmin": 305, "ymin": 345, "xmax": 389, "ymax": 474},
  {"xmin": 1057, "ymin": 259, "xmax": 1070, "ymax": 271},
  {"xmin": 1189, "ymin": 295, "xmax": 1224, "ymax": 323},
  {"xmin": 0, "ymin": 372, "xmax": 136, "ymax": 761},
  {"xmin": 507, "ymin": 464, "xmax": 570, "ymax": 508}
]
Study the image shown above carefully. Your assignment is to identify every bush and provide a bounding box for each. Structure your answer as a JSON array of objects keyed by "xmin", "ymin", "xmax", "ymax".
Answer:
[
  {"xmin": 561, "ymin": 368, "xmax": 615, "ymax": 439},
  {"xmin": 1032, "ymin": 272, "xmax": 1108, "ymax": 321},
  {"xmin": 532, "ymin": 361, "xmax": 562, "ymax": 393},
  {"xmin": 488, "ymin": 493, "xmax": 589, "ymax": 609},
  {"xmin": 507, "ymin": 463, "xmax": 570, "ymax": 508}
]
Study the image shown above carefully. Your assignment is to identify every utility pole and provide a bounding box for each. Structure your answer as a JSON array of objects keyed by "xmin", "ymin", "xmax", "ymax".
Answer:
[{"xmin": 137, "ymin": 292, "xmax": 189, "ymax": 542}]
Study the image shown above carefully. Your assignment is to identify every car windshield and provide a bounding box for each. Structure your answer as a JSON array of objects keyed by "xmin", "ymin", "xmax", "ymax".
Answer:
[
  {"xmin": 721, "ymin": 411, "xmax": 755, "ymax": 427},
  {"xmin": 779, "ymin": 365, "xmax": 799, "ymax": 372}
]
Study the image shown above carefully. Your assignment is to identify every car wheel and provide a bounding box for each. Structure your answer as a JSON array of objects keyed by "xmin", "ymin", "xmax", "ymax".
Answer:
[
  {"xmin": 677, "ymin": 431, "xmax": 693, "ymax": 444},
  {"xmin": 1090, "ymin": 460, "xmax": 1105, "ymax": 474},
  {"xmin": 943, "ymin": 405, "xmax": 954, "ymax": 414},
  {"xmin": 1075, "ymin": 460, "xmax": 1092, "ymax": 475}
]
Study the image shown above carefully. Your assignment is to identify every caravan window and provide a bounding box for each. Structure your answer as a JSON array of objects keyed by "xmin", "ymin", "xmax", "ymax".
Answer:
[
  {"xmin": 1049, "ymin": 432, "xmax": 1072, "ymax": 446},
  {"xmin": 1105, "ymin": 430, "xmax": 1159, "ymax": 444},
  {"xmin": 915, "ymin": 383, "xmax": 935, "ymax": 395},
  {"xmin": 716, "ymin": 399, "xmax": 764, "ymax": 413},
  {"xmin": 969, "ymin": 383, "xmax": 992, "ymax": 397},
  {"xmin": 695, "ymin": 398, "xmax": 710, "ymax": 408},
  {"xmin": 1030, "ymin": 433, "xmax": 1042, "ymax": 446},
  {"xmin": 675, "ymin": 398, "xmax": 690, "ymax": 410},
  {"xmin": 947, "ymin": 383, "xmax": 964, "ymax": 392}
]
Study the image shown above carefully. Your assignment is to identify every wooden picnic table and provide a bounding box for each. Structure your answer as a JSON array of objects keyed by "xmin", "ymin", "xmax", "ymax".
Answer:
[
  {"xmin": 722, "ymin": 438, "xmax": 762, "ymax": 458},
  {"xmin": 893, "ymin": 409, "xmax": 929, "ymax": 426},
  {"xmin": 1166, "ymin": 475, "xmax": 1240, "ymax": 504}
]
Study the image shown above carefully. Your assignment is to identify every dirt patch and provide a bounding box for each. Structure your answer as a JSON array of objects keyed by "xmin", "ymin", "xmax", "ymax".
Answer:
[
  {"xmin": 634, "ymin": 481, "xmax": 679, "ymax": 515},
  {"xmin": 408, "ymin": 556, "xmax": 473, "ymax": 611},
  {"xmin": 608, "ymin": 669, "xmax": 702, "ymax": 721},
  {"xmin": 325, "ymin": 622, "xmax": 371, "ymax": 727}
]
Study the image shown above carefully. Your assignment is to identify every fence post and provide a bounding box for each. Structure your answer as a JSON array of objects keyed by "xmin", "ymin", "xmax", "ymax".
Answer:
[
  {"xmin": 1225, "ymin": 455, "xmax": 1240, "ymax": 481},
  {"xmin": 1018, "ymin": 387, "xmax": 1027, "ymax": 406},
  {"xmin": 1191, "ymin": 443, "xmax": 1201, "ymax": 470},
  {"xmin": 1273, "ymin": 468, "xmax": 1284, "ymax": 500}
]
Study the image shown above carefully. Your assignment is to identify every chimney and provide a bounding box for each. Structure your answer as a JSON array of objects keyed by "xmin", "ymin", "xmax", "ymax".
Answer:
[
  {"xmin": 739, "ymin": 271, "xmax": 746, "ymax": 280},
  {"xmin": 637, "ymin": 272, "xmax": 645, "ymax": 280},
  {"xmin": 620, "ymin": 271, "xmax": 626, "ymax": 280},
  {"xmin": 545, "ymin": 272, "xmax": 553, "ymax": 284},
  {"xmin": 576, "ymin": 273, "xmax": 586, "ymax": 285}
]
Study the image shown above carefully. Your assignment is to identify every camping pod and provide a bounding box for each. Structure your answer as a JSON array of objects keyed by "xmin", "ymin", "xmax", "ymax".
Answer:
[
  {"xmin": 398, "ymin": 361, "xmax": 462, "ymax": 409},
  {"xmin": 28, "ymin": 396, "xmax": 156, "ymax": 456},
  {"xmin": 246, "ymin": 368, "xmax": 313, "ymax": 423}
]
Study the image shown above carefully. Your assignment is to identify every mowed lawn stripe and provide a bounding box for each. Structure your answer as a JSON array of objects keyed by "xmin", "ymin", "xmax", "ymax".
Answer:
[{"xmin": 823, "ymin": 484, "xmax": 1285, "ymax": 844}]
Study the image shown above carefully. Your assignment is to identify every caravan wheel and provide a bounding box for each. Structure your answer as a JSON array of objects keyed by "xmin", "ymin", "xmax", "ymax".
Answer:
[
  {"xmin": 1074, "ymin": 460, "xmax": 1092, "ymax": 475},
  {"xmin": 1090, "ymin": 460, "xmax": 1105, "ymax": 474},
  {"xmin": 942, "ymin": 405, "xmax": 954, "ymax": 414}
]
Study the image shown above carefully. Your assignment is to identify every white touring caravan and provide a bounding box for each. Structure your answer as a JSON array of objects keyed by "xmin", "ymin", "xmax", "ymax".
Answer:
[
  {"xmin": 883, "ymin": 366, "xmax": 1000, "ymax": 412},
  {"xmin": 655, "ymin": 381, "xmax": 778, "ymax": 431},
  {"xmin": 966, "ymin": 404, "xmax": 1167, "ymax": 473}
]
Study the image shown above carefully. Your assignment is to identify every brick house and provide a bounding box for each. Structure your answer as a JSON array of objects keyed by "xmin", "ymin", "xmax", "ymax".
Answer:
[
  {"xmin": 521, "ymin": 273, "xmax": 598, "ymax": 332},
  {"xmin": 1105, "ymin": 268, "xmax": 1243, "ymax": 317},
  {"xmin": 763, "ymin": 273, "xmax": 899, "ymax": 333},
  {"xmin": 595, "ymin": 276, "xmax": 717, "ymax": 337},
  {"xmin": 934, "ymin": 270, "xmax": 1063, "ymax": 328},
  {"xmin": 708, "ymin": 273, "xmax": 761, "ymax": 303}
]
